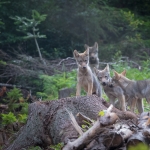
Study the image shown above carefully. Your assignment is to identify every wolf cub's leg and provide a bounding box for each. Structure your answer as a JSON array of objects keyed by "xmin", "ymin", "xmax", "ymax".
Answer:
[
  {"xmin": 76, "ymin": 83, "xmax": 81, "ymax": 96},
  {"xmin": 108, "ymin": 95, "xmax": 116, "ymax": 106},
  {"xmin": 87, "ymin": 81, "xmax": 93, "ymax": 95},
  {"xmin": 114, "ymin": 87, "xmax": 126, "ymax": 111},
  {"xmin": 136, "ymin": 98, "xmax": 143, "ymax": 114},
  {"xmin": 130, "ymin": 98, "xmax": 137, "ymax": 112},
  {"xmin": 117, "ymin": 94, "xmax": 126, "ymax": 111}
]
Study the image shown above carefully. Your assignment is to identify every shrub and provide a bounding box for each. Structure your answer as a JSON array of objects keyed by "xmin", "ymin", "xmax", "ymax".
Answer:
[
  {"xmin": 1, "ymin": 112, "xmax": 17, "ymax": 125},
  {"xmin": 37, "ymin": 70, "xmax": 76, "ymax": 100}
]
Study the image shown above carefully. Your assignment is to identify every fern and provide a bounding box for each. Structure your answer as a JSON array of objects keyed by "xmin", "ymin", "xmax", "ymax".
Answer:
[
  {"xmin": 6, "ymin": 87, "xmax": 23, "ymax": 103},
  {"xmin": 17, "ymin": 114, "xmax": 27, "ymax": 124},
  {"xmin": 37, "ymin": 70, "xmax": 76, "ymax": 100},
  {"xmin": 1, "ymin": 112, "xmax": 17, "ymax": 125},
  {"xmin": 50, "ymin": 143, "xmax": 64, "ymax": 150}
]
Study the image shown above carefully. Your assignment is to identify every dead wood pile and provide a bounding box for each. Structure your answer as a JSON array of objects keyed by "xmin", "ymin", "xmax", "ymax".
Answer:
[
  {"xmin": 3, "ymin": 95, "xmax": 150, "ymax": 150},
  {"xmin": 0, "ymin": 55, "xmax": 141, "ymax": 79}
]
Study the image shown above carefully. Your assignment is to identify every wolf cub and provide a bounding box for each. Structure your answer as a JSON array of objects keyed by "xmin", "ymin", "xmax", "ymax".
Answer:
[
  {"xmin": 94, "ymin": 64, "xmax": 126, "ymax": 111},
  {"xmin": 84, "ymin": 42, "xmax": 99, "ymax": 72},
  {"xmin": 73, "ymin": 47, "xmax": 102, "ymax": 97}
]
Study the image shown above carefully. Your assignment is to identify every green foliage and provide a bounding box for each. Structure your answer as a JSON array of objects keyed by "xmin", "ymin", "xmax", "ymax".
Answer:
[
  {"xmin": 102, "ymin": 92, "xmax": 109, "ymax": 102},
  {"xmin": 17, "ymin": 114, "xmax": 27, "ymax": 124},
  {"xmin": 3, "ymin": 87, "xmax": 29, "ymax": 114},
  {"xmin": 19, "ymin": 103, "xmax": 29, "ymax": 114},
  {"xmin": 140, "ymin": 54, "xmax": 150, "ymax": 72},
  {"xmin": 112, "ymin": 61, "xmax": 150, "ymax": 80},
  {"xmin": 122, "ymin": 11, "xmax": 144, "ymax": 30},
  {"xmin": 11, "ymin": 10, "xmax": 47, "ymax": 64},
  {"xmin": 128, "ymin": 143, "xmax": 149, "ymax": 150},
  {"xmin": 1, "ymin": 0, "xmax": 150, "ymax": 60},
  {"xmin": 6, "ymin": 87, "xmax": 23, "ymax": 103},
  {"xmin": 99, "ymin": 43, "xmax": 117, "ymax": 61},
  {"xmin": 53, "ymin": 48, "xmax": 64, "ymax": 59},
  {"xmin": 0, "ymin": 60, "xmax": 7, "ymax": 65},
  {"xmin": 5, "ymin": 87, "xmax": 22, "ymax": 108},
  {"xmin": 1, "ymin": 112, "xmax": 17, "ymax": 125},
  {"xmin": 11, "ymin": 10, "xmax": 47, "ymax": 40},
  {"xmin": 37, "ymin": 70, "xmax": 76, "ymax": 100},
  {"xmin": 50, "ymin": 143, "xmax": 64, "ymax": 150},
  {"xmin": 100, "ymin": 8, "xmax": 146, "ymax": 61},
  {"xmin": 1, "ymin": 112, "xmax": 27, "ymax": 126},
  {"xmin": 81, "ymin": 120, "xmax": 93, "ymax": 132},
  {"xmin": 112, "ymin": 50, "xmax": 122, "ymax": 62},
  {"xmin": 32, "ymin": 10, "xmax": 47, "ymax": 22},
  {"xmin": 0, "ymin": 1, "xmax": 6, "ymax": 30},
  {"xmin": 98, "ymin": 110, "xmax": 105, "ymax": 117},
  {"xmin": 0, "ymin": 0, "xmax": 150, "ymax": 60}
]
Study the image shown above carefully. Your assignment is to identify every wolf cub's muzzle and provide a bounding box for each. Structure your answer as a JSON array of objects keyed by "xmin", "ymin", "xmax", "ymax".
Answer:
[
  {"xmin": 102, "ymin": 82, "xmax": 107, "ymax": 86},
  {"xmin": 82, "ymin": 63, "xmax": 87, "ymax": 69},
  {"xmin": 91, "ymin": 56, "xmax": 95, "ymax": 59},
  {"xmin": 90, "ymin": 53, "xmax": 96, "ymax": 59}
]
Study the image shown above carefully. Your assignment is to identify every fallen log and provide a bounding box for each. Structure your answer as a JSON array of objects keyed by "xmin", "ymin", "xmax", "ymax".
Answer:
[
  {"xmin": 102, "ymin": 98, "xmax": 138, "ymax": 121},
  {"xmin": 63, "ymin": 105, "xmax": 119, "ymax": 150},
  {"xmin": 5, "ymin": 95, "xmax": 107, "ymax": 150},
  {"xmin": 4, "ymin": 95, "xmax": 138, "ymax": 150},
  {"xmin": 126, "ymin": 112, "xmax": 150, "ymax": 150},
  {"xmin": 103, "ymin": 131, "xmax": 124, "ymax": 149},
  {"xmin": 64, "ymin": 104, "xmax": 136, "ymax": 150},
  {"xmin": 0, "ymin": 104, "xmax": 8, "ymax": 110},
  {"xmin": 0, "ymin": 83, "xmax": 33, "ymax": 90},
  {"xmin": 138, "ymin": 112, "xmax": 150, "ymax": 128}
]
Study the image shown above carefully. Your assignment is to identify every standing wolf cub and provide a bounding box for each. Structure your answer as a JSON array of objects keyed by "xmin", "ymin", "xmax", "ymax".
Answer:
[
  {"xmin": 84, "ymin": 42, "xmax": 99, "ymax": 72},
  {"xmin": 112, "ymin": 70, "xmax": 147, "ymax": 113},
  {"xmin": 73, "ymin": 48, "xmax": 102, "ymax": 97},
  {"xmin": 94, "ymin": 64, "xmax": 126, "ymax": 111}
]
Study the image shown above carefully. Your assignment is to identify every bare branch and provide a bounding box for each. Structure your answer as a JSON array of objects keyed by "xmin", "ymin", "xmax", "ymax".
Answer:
[
  {"xmin": 63, "ymin": 104, "xmax": 118, "ymax": 150},
  {"xmin": 66, "ymin": 108, "xmax": 83, "ymax": 136}
]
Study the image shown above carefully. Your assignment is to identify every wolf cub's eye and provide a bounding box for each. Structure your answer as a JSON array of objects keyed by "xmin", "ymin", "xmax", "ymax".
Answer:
[
  {"xmin": 105, "ymin": 76, "xmax": 108, "ymax": 79},
  {"xmin": 98, "ymin": 77, "xmax": 102, "ymax": 80},
  {"xmin": 84, "ymin": 60, "xmax": 87, "ymax": 62}
]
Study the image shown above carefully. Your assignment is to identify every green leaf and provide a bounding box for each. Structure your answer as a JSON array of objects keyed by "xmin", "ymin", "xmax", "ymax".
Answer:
[
  {"xmin": 1, "ymin": 112, "xmax": 17, "ymax": 125},
  {"xmin": 18, "ymin": 114, "xmax": 27, "ymax": 123},
  {"xmin": 50, "ymin": 142, "xmax": 64, "ymax": 150},
  {"xmin": 81, "ymin": 125, "xmax": 86, "ymax": 129},
  {"xmin": 128, "ymin": 143, "xmax": 149, "ymax": 150},
  {"xmin": 98, "ymin": 110, "xmax": 105, "ymax": 116}
]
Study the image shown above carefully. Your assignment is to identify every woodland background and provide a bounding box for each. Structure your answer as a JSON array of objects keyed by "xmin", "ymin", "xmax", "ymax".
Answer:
[
  {"xmin": 0, "ymin": 0, "xmax": 150, "ymax": 94},
  {"xmin": 1, "ymin": 0, "xmax": 150, "ymax": 149},
  {"xmin": 1, "ymin": 0, "xmax": 150, "ymax": 61}
]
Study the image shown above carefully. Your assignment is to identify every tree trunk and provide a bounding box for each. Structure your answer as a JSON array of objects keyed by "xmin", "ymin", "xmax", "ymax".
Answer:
[
  {"xmin": 33, "ymin": 29, "xmax": 47, "ymax": 68},
  {"xmin": 5, "ymin": 95, "xmax": 107, "ymax": 150}
]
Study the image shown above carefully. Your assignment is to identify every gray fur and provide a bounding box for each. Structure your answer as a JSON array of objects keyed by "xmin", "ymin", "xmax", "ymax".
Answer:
[
  {"xmin": 94, "ymin": 64, "xmax": 126, "ymax": 111},
  {"xmin": 84, "ymin": 42, "xmax": 99, "ymax": 72}
]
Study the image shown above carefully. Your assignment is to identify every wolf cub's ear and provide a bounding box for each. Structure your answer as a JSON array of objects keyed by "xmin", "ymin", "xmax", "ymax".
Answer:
[
  {"xmin": 94, "ymin": 42, "xmax": 98, "ymax": 49},
  {"xmin": 121, "ymin": 70, "xmax": 126, "ymax": 76},
  {"xmin": 113, "ymin": 70, "xmax": 120, "ymax": 80},
  {"xmin": 84, "ymin": 47, "xmax": 89, "ymax": 56},
  {"xmin": 73, "ymin": 50, "xmax": 79, "ymax": 58},
  {"xmin": 105, "ymin": 64, "xmax": 110, "ymax": 72}
]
